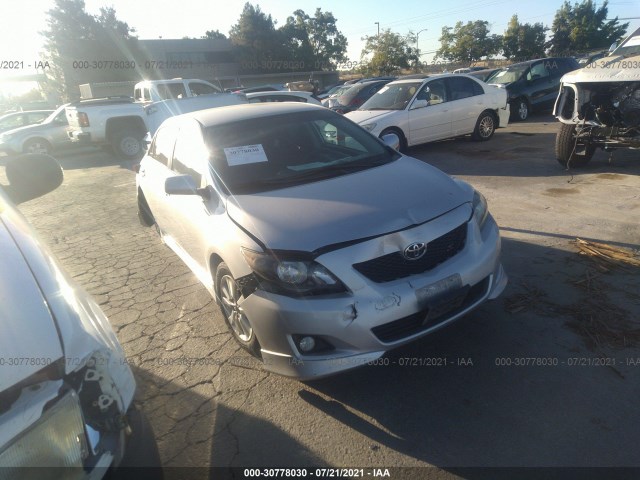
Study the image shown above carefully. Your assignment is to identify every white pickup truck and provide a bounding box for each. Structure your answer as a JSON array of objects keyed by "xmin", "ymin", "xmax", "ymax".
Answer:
[{"xmin": 66, "ymin": 79, "xmax": 245, "ymax": 160}]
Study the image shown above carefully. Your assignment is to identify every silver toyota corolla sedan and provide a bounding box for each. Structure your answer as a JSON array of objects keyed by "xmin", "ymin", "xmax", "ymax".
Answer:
[{"xmin": 136, "ymin": 103, "xmax": 507, "ymax": 379}]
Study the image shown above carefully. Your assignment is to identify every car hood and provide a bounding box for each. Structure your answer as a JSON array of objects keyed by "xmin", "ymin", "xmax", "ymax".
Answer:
[
  {"xmin": 345, "ymin": 110, "xmax": 397, "ymax": 124},
  {"xmin": 0, "ymin": 218, "xmax": 64, "ymax": 390},
  {"xmin": 561, "ymin": 53, "xmax": 640, "ymax": 83},
  {"xmin": 226, "ymin": 156, "xmax": 469, "ymax": 252},
  {"xmin": 0, "ymin": 192, "xmax": 135, "ymax": 402}
]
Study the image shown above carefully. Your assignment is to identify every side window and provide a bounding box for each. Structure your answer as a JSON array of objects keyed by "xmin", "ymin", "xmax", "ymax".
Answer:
[
  {"xmin": 313, "ymin": 119, "xmax": 368, "ymax": 153},
  {"xmin": 448, "ymin": 77, "xmax": 481, "ymax": 101},
  {"xmin": 416, "ymin": 79, "xmax": 447, "ymax": 105},
  {"xmin": 0, "ymin": 115, "xmax": 25, "ymax": 129},
  {"xmin": 156, "ymin": 83, "xmax": 187, "ymax": 100},
  {"xmin": 188, "ymin": 82, "xmax": 220, "ymax": 96},
  {"xmin": 27, "ymin": 112, "xmax": 49, "ymax": 124},
  {"xmin": 172, "ymin": 122, "xmax": 207, "ymax": 187},
  {"xmin": 527, "ymin": 62, "xmax": 549, "ymax": 81},
  {"xmin": 53, "ymin": 110, "xmax": 68, "ymax": 124},
  {"xmin": 134, "ymin": 87, "xmax": 143, "ymax": 102},
  {"xmin": 149, "ymin": 124, "xmax": 177, "ymax": 167}
]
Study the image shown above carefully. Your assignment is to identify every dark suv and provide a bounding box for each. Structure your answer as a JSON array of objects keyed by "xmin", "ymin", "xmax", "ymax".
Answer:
[{"xmin": 485, "ymin": 57, "xmax": 579, "ymax": 121}]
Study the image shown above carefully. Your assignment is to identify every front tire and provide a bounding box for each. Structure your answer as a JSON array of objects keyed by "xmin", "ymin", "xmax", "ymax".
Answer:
[
  {"xmin": 555, "ymin": 123, "xmax": 595, "ymax": 168},
  {"xmin": 137, "ymin": 190, "xmax": 155, "ymax": 227},
  {"xmin": 215, "ymin": 262, "xmax": 261, "ymax": 357},
  {"xmin": 472, "ymin": 111, "xmax": 497, "ymax": 141},
  {"xmin": 111, "ymin": 129, "xmax": 145, "ymax": 160},
  {"xmin": 511, "ymin": 97, "xmax": 529, "ymax": 121}
]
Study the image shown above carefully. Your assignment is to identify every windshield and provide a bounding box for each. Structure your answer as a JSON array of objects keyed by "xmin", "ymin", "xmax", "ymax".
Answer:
[
  {"xmin": 612, "ymin": 26, "xmax": 640, "ymax": 57},
  {"xmin": 335, "ymin": 84, "xmax": 369, "ymax": 105},
  {"xmin": 486, "ymin": 65, "xmax": 528, "ymax": 84},
  {"xmin": 360, "ymin": 82, "xmax": 421, "ymax": 111},
  {"xmin": 204, "ymin": 110, "xmax": 398, "ymax": 194}
]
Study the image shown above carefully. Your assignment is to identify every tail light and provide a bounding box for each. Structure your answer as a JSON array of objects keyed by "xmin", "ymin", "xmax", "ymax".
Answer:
[{"xmin": 78, "ymin": 112, "xmax": 90, "ymax": 127}]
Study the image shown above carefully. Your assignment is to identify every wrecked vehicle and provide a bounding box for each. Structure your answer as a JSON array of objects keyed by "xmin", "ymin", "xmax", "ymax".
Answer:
[
  {"xmin": 554, "ymin": 27, "xmax": 640, "ymax": 167},
  {"xmin": 0, "ymin": 154, "xmax": 160, "ymax": 477},
  {"xmin": 136, "ymin": 103, "xmax": 507, "ymax": 380}
]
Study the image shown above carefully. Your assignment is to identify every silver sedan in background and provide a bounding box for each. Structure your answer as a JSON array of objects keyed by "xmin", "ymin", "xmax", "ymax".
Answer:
[{"xmin": 136, "ymin": 103, "xmax": 507, "ymax": 379}]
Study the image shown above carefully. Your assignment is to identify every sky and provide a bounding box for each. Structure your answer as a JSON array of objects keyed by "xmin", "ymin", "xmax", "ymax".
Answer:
[{"xmin": 1, "ymin": 0, "xmax": 639, "ymax": 96}]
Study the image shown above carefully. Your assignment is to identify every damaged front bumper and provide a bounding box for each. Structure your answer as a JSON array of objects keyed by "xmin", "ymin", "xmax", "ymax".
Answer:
[{"xmin": 240, "ymin": 208, "xmax": 507, "ymax": 380}]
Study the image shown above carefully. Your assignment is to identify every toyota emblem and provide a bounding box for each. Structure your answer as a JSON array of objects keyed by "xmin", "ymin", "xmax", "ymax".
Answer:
[{"xmin": 403, "ymin": 242, "xmax": 427, "ymax": 261}]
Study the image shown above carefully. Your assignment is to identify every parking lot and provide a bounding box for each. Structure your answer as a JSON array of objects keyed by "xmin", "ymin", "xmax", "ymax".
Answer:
[{"xmin": 10, "ymin": 114, "xmax": 640, "ymax": 478}]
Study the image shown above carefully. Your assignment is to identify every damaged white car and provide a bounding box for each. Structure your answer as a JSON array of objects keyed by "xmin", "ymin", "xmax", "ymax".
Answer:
[
  {"xmin": 554, "ymin": 26, "xmax": 640, "ymax": 167},
  {"xmin": 0, "ymin": 155, "xmax": 160, "ymax": 478}
]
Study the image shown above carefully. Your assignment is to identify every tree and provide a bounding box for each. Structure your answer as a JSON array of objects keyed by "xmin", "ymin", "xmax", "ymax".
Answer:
[
  {"xmin": 502, "ymin": 15, "xmax": 547, "ymax": 61},
  {"xmin": 41, "ymin": 0, "xmax": 140, "ymax": 100},
  {"xmin": 202, "ymin": 30, "xmax": 227, "ymax": 40},
  {"xmin": 359, "ymin": 29, "xmax": 418, "ymax": 76},
  {"xmin": 280, "ymin": 8, "xmax": 347, "ymax": 70},
  {"xmin": 229, "ymin": 3, "xmax": 287, "ymax": 73},
  {"xmin": 547, "ymin": 0, "xmax": 628, "ymax": 55},
  {"xmin": 436, "ymin": 20, "xmax": 502, "ymax": 64}
]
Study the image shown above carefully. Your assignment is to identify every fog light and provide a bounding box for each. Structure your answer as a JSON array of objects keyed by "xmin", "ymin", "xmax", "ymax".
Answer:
[{"xmin": 298, "ymin": 336, "xmax": 316, "ymax": 352}]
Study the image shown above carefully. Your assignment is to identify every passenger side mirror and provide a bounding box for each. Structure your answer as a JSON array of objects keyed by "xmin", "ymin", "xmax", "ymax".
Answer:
[
  {"xmin": 381, "ymin": 133, "xmax": 400, "ymax": 151},
  {"xmin": 165, "ymin": 175, "xmax": 197, "ymax": 196},
  {"xmin": 1, "ymin": 154, "xmax": 63, "ymax": 204}
]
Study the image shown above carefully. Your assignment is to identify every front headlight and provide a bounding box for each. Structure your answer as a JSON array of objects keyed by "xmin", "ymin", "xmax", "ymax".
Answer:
[
  {"xmin": 241, "ymin": 248, "xmax": 347, "ymax": 296},
  {"xmin": 0, "ymin": 391, "xmax": 88, "ymax": 477},
  {"xmin": 472, "ymin": 190, "xmax": 489, "ymax": 228},
  {"xmin": 362, "ymin": 123, "xmax": 377, "ymax": 132}
]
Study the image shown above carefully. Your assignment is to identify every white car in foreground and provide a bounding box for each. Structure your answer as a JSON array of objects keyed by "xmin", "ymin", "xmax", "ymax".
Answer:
[
  {"xmin": 1, "ymin": 154, "xmax": 160, "ymax": 476},
  {"xmin": 346, "ymin": 74, "xmax": 509, "ymax": 151}
]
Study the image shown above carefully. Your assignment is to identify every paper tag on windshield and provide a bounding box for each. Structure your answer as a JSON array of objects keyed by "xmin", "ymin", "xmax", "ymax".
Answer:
[{"xmin": 224, "ymin": 144, "xmax": 268, "ymax": 166}]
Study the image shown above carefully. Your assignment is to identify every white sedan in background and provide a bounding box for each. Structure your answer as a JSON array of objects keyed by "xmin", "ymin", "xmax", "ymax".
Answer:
[{"xmin": 346, "ymin": 74, "xmax": 509, "ymax": 151}]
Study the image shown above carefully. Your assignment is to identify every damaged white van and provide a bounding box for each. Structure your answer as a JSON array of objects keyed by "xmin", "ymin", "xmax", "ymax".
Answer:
[{"xmin": 554, "ymin": 26, "xmax": 640, "ymax": 168}]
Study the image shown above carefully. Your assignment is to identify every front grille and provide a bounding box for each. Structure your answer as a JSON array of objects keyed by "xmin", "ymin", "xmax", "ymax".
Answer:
[
  {"xmin": 353, "ymin": 223, "xmax": 467, "ymax": 283},
  {"xmin": 371, "ymin": 276, "xmax": 490, "ymax": 343}
]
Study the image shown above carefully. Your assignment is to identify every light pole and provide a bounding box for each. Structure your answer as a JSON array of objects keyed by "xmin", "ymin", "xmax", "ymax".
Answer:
[
  {"xmin": 415, "ymin": 28, "xmax": 428, "ymax": 71},
  {"xmin": 375, "ymin": 22, "xmax": 380, "ymax": 37}
]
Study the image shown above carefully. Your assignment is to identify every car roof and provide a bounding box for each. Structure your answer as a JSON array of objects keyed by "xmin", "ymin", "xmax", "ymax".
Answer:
[
  {"xmin": 387, "ymin": 73, "xmax": 467, "ymax": 85},
  {"xmin": 174, "ymin": 102, "xmax": 326, "ymax": 127}
]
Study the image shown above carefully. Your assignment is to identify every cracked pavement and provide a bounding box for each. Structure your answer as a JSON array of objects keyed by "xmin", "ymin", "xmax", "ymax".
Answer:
[{"xmin": 7, "ymin": 116, "xmax": 640, "ymax": 478}]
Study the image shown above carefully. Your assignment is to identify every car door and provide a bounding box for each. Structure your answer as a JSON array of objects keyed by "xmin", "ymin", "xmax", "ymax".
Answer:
[
  {"xmin": 526, "ymin": 60, "xmax": 556, "ymax": 110},
  {"xmin": 448, "ymin": 76, "xmax": 486, "ymax": 136},
  {"xmin": 407, "ymin": 78, "xmax": 452, "ymax": 145},
  {"xmin": 138, "ymin": 121, "xmax": 179, "ymax": 235},
  {"xmin": 163, "ymin": 119, "xmax": 218, "ymax": 272}
]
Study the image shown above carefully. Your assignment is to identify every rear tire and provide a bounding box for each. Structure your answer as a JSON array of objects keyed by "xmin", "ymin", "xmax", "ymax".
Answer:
[
  {"xmin": 215, "ymin": 262, "xmax": 261, "ymax": 358},
  {"xmin": 555, "ymin": 123, "xmax": 595, "ymax": 168},
  {"xmin": 111, "ymin": 129, "xmax": 145, "ymax": 160}
]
